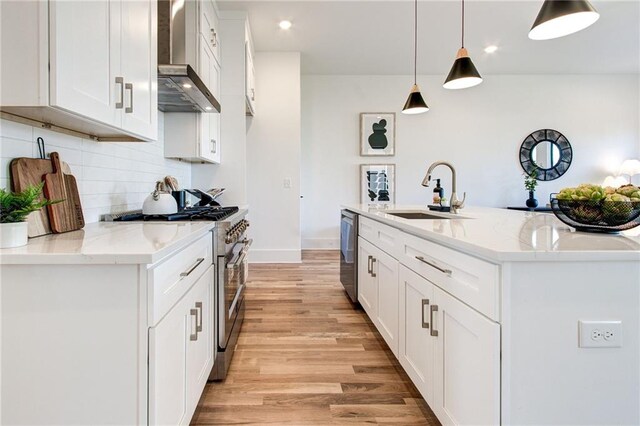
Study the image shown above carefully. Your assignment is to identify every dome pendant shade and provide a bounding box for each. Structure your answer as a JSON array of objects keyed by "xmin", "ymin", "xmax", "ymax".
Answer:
[
  {"xmin": 529, "ymin": 0, "xmax": 599, "ymax": 40},
  {"xmin": 443, "ymin": 48, "xmax": 483, "ymax": 90},
  {"xmin": 402, "ymin": 84, "xmax": 429, "ymax": 114}
]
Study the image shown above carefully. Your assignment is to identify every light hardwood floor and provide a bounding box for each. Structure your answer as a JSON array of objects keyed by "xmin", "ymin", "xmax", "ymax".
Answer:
[{"xmin": 192, "ymin": 250, "xmax": 440, "ymax": 425}]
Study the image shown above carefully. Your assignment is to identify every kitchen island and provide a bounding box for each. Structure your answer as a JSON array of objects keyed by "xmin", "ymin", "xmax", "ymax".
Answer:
[{"xmin": 343, "ymin": 204, "xmax": 640, "ymax": 425}]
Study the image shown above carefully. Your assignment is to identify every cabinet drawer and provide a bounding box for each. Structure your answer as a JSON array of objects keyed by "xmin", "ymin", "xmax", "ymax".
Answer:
[
  {"xmin": 149, "ymin": 233, "xmax": 213, "ymax": 325},
  {"xmin": 400, "ymin": 232, "xmax": 500, "ymax": 321},
  {"xmin": 359, "ymin": 216, "xmax": 400, "ymax": 257}
]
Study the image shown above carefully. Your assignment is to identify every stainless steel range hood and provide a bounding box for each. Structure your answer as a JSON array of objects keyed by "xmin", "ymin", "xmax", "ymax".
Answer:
[{"xmin": 157, "ymin": 0, "xmax": 221, "ymax": 113}]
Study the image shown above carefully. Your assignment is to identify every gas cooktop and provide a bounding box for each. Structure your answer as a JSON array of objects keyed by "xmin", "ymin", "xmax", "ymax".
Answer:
[{"xmin": 111, "ymin": 206, "xmax": 240, "ymax": 222}]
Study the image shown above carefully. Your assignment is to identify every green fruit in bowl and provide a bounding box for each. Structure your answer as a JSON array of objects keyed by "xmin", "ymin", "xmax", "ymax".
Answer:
[
  {"xmin": 616, "ymin": 184, "xmax": 640, "ymax": 197},
  {"xmin": 603, "ymin": 193, "xmax": 633, "ymax": 225}
]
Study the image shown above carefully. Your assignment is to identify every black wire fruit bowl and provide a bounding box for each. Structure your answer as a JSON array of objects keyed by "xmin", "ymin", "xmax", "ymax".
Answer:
[{"xmin": 550, "ymin": 194, "xmax": 640, "ymax": 233}]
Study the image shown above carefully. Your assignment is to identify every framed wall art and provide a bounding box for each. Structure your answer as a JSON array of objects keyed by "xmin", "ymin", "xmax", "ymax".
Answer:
[
  {"xmin": 360, "ymin": 112, "xmax": 395, "ymax": 156},
  {"xmin": 360, "ymin": 164, "xmax": 395, "ymax": 205}
]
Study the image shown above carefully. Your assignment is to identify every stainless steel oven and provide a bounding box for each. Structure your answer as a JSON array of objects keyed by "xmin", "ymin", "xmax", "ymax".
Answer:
[
  {"xmin": 340, "ymin": 210, "xmax": 358, "ymax": 303},
  {"xmin": 209, "ymin": 216, "xmax": 251, "ymax": 380}
]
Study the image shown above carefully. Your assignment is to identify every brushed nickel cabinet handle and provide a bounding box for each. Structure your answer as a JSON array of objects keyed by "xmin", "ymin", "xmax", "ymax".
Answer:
[
  {"xmin": 421, "ymin": 299, "xmax": 430, "ymax": 329},
  {"xmin": 211, "ymin": 139, "xmax": 216, "ymax": 154},
  {"xmin": 430, "ymin": 305, "xmax": 439, "ymax": 337},
  {"xmin": 251, "ymin": 88, "xmax": 255, "ymax": 101},
  {"xmin": 190, "ymin": 308, "xmax": 198, "ymax": 341},
  {"xmin": 181, "ymin": 257, "xmax": 205, "ymax": 277},
  {"xmin": 367, "ymin": 255, "xmax": 372, "ymax": 275},
  {"xmin": 415, "ymin": 256, "xmax": 452, "ymax": 276},
  {"xmin": 211, "ymin": 29, "xmax": 217, "ymax": 47},
  {"xmin": 195, "ymin": 302, "xmax": 203, "ymax": 332},
  {"xmin": 125, "ymin": 82, "xmax": 133, "ymax": 113},
  {"xmin": 371, "ymin": 258, "xmax": 377, "ymax": 278},
  {"xmin": 115, "ymin": 77, "xmax": 124, "ymax": 109}
]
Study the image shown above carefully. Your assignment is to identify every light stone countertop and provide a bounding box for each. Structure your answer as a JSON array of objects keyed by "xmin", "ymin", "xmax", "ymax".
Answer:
[
  {"xmin": 343, "ymin": 204, "xmax": 640, "ymax": 262},
  {"xmin": 0, "ymin": 221, "xmax": 216, "ymax": 265}
]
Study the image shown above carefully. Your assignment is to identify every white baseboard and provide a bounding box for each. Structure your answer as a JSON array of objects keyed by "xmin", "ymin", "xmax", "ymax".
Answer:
[
  {"xmin": 248, "ymin": 249, "xmax": 302, "ymax": 263},
  {"xmin": 302, "ymin": 238, "xmax": 340, "ymax": 250}
]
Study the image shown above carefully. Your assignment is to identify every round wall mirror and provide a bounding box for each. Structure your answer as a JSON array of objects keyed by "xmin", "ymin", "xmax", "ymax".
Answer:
[{"xmin": 519, "ymin": 129, "xmax": 572, "ymax": 181}]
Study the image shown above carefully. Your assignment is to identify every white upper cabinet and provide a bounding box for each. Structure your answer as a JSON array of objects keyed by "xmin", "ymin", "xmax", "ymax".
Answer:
[
  {"xmin": 49, "ymin": 0, "xmax": 120, "ymax": 129},
  {"xmin": 200, "ymin": 0, "xmax": 221, "ymax": 63},
  {"xmin": 120, "ymin": 0, "xmax": 158, "ymax": 139},
  {"xmin": 164, "ymin": 0, "xmax": 222, "ymax": 164},
  {"xmin": 0, "ymin": 0, "xmax": 158, "ymax": 142}
]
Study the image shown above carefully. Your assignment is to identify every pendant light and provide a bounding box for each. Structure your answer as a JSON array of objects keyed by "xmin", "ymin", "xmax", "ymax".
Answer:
[
  {"xmin": 529, "ymin": 0, "xmax": 600, "ymax": 40},
  {"xmin": 443, "ymin": 0, "xmax": 482, "ymax": 90},
  {"xmin": 402, "ymin": 0, "xmax": 429, "ymax": 114}
]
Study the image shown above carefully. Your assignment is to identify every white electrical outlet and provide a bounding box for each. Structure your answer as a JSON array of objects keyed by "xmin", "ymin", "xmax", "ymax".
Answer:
[
  {"xmin": 579, "ymin": 320, "xmax": 622, "ymax": 348},
  {"xmin": 283, "ymin": 178, "xmax": 292, "ymax": 189}
]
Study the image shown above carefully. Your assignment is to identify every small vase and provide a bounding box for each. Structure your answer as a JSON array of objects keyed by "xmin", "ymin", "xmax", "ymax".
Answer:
[
  {"xmin": 0, "ymin": 221, "xmax": 29, "ymax": 249},
  {"xmin": 526, "ymin": 191, "xmax": 539, "ymax": 209}
]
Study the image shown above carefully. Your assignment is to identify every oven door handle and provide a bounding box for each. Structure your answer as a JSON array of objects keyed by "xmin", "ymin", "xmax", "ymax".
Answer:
[{"xmin": 227, "ymin": 238, "xmax": 253, "ymax": 269}]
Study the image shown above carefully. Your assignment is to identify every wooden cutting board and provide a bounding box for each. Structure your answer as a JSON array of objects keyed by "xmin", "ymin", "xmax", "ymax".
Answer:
[
  {"xmin": 10, "ymin": 156, "xmax": 72, "ymax": 237},
  {"xmin": 43, "ymin": 152, "xmax": 85, "ymax": 233}
]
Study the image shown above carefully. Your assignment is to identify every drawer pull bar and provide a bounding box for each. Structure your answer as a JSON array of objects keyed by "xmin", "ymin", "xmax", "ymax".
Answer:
[
  {"xmin": 415, "ymin": 256, "xmax": 452, "ymax": 276},
  {"xmin": 430, "ymin": 305, "xmax": 439, "ymax": 337},
  {"xmin": 195, "ymin": 302, "xmax": 203, "ymax": 332},
  {"xmin": 190, "ymin": 308, "xmax": 198, "ymax": 341},
  {"xmin": 367, "ymin": 255, "xmax": 373, "ymax": 275},
  {"xmin": 421, "ymin": 299, "xmax": 430, "ymax": 329},
  {"xmin": 181, "ymin": 257, "xmax": 205, "ymax": 277},
  {"xmin": 371, "ymin": 258, "xmax": 377, "ymax": 277}
]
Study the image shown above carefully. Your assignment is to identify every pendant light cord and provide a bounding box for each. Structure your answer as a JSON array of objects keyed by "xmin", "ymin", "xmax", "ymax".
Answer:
[
  {"xmin": 461, "ymin": 0, "xmax": 465, "ymax": 48},
  {"xmin": 414, "ymin": 0, "xmax": 417, "ymax": 84}
]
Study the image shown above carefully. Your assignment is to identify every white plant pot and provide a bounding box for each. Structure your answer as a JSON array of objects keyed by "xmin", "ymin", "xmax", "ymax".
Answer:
[{"xmin": 0, "ymin": 222, "xmax": 29, "ymax": 249}]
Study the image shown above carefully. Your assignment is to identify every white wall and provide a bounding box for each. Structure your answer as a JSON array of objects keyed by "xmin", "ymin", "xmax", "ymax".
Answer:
[
  {"xmin": 0, "ymin": 113, "xmax": 191, "ymax": 223},
  {"xmin": 301, "ymin": 74, "xmax": 640, "ymax": 249},
  {"xmin": 246, "ymin": 52, "xmax": 301, "ymax": 262}
]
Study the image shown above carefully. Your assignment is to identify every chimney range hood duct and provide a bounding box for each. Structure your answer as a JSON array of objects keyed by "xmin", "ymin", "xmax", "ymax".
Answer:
[{"xmin": 157, "ymin": 0, "xmax": 221, "ymax": 113}]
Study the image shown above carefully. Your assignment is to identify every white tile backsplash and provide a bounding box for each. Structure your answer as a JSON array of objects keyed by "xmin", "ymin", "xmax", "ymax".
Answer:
[{"xmin": 0, "ymin": 113, "xmax": 191, "ymax": 223}]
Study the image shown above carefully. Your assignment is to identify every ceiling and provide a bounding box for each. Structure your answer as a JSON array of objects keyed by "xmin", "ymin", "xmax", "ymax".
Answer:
[{"xmin": 218, "ymin": 0, "xmax": 640, "ymax": 75}]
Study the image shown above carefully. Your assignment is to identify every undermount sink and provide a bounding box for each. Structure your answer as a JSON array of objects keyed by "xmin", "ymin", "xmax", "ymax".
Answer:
[{"xmin": 387, "ymin": 212, "xmax": 451, "ymax": 220}]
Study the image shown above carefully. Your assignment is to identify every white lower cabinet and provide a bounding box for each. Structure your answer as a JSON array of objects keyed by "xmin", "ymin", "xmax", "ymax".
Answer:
[
  {"xmin": 399, "ymin": 265, "xmax": 435, "ymax": 405},
  {"xmin": 357, "ymin": 237, "xmax": 377, "ymax": 317},
  {"xmin": 148, "ymin": 291, "xmax": 189, "ymax": 425},
  {"xmin": 0, "ymin": 232, "xmax": 216, "ymax": 425},
  {"xmin": 358, "ymin": 237, "xmax": 399, "ymax": 357},
  {"xmin": 373, "ymin": 247, "xmax": 399, "ymax": 356},
  {"xmin": 149, "ymin": 266, "xmax": 214, "ymax": 425},
  {"xmin": 431, "ymin": 284, "xmax": 501, "ymax": 425},
  {"xmin": 360, "ymin": 220, "xmax": 501, "ymax": 425}
]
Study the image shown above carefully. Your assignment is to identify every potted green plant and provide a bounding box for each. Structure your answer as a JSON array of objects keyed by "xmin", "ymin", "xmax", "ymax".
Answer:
[
  {"xmin": 0, "ymin": 183, "xmax": 58, "ymax": 248},
  {"xmin": 524, "ymin": 169, "xmax": 539, "ymax": 208}
]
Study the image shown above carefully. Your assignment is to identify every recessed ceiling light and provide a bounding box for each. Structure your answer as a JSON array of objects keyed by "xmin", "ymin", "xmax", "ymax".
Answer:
[
  {"xmin": 484, "ymin": 45, "xmax": 498, "ymax": 54},
  {"xmin": 279, "ymin": 20, "xmax": 292, "ymax": 30},
  {"xmin": 205, "ymin": 106, "xmax": 212, "ymax": 111},
  {"xmin": 182, "ymin": 83, "xmax": 192, "ymax": 89}
]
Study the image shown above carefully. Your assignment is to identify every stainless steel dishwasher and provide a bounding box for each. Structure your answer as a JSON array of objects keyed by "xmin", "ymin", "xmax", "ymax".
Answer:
[{"xmin": 340, "ymin": 210, "xmax": 358, "ymax": 303}]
